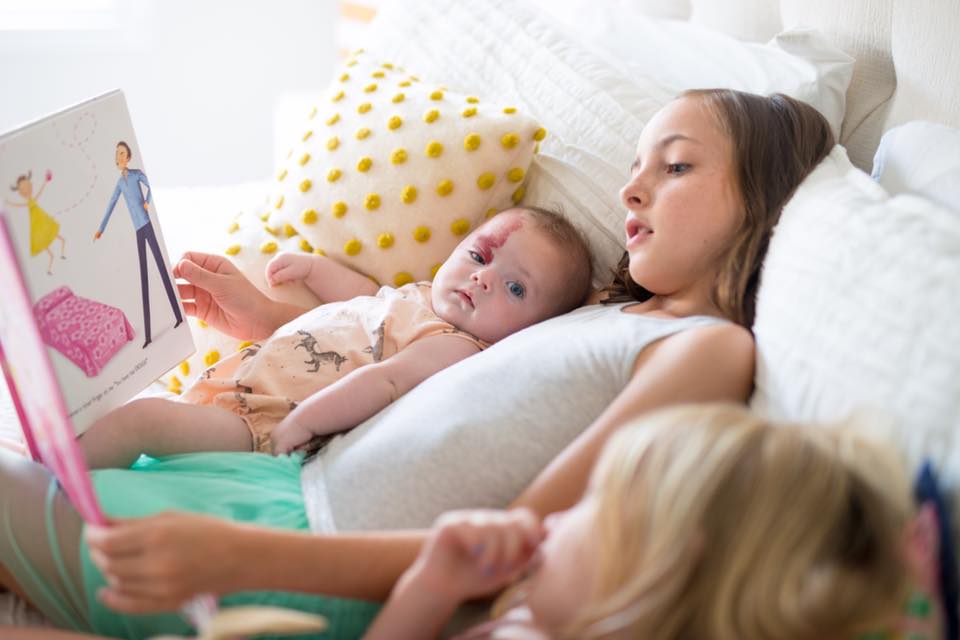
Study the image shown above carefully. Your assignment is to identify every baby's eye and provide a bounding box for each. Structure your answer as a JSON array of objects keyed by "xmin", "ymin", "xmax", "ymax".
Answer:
[
  {"xmin": 507, "ymin": 281, "xmax": 525, "ymax": 299},
  {"xmin": 468, "ymin": 250, "xmax": 486, "ymax": 265},
  {"xmin": 667, "ymin": 163, "xmax": 691, "ymax": 175}
]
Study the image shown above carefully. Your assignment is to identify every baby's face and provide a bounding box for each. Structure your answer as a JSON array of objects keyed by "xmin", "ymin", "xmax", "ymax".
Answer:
[{"xmin": 431, "ymin": 210, "xmax": 567, "ymax": 343}]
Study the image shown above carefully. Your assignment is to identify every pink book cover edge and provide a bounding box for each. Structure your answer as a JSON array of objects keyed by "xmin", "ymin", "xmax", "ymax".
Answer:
[{"xmin": 0, "ymin": 213, "xmax": 105, "ymax": 526}]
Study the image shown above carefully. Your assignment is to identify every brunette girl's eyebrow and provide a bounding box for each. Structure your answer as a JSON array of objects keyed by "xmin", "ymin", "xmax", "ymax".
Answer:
[{"xmin": 631, "ymin": 134, "xmax": 699, "ymax": 171}]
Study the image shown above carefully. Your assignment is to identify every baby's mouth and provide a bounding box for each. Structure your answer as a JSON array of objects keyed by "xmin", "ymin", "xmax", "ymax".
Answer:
[{"xmin": 457, "ymin": 289, "xmax": 475, "ymax": 308}]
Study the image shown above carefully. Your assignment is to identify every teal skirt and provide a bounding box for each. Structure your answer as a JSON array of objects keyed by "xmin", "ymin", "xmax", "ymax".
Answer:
[{"xmin": 81, "ymin": 452, "xmax": 380, "ymax": 639}]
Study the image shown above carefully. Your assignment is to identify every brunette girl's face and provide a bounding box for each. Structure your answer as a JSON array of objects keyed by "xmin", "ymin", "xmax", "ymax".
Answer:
[
  {"xmin": 523, "ymin": 496, "xmax": 598, "ymax": 631},
  {"xmin": 620, "ymin": 96, "xmax": 742, "ymax": 298}
]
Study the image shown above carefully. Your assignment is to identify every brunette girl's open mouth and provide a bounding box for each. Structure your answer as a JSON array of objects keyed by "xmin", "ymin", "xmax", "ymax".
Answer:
[{"xmin": 625, "ymin": 216, "xmax": 653, "ymax": 246}]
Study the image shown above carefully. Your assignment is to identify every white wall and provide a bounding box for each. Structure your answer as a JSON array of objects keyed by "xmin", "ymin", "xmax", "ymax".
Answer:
[{"xmin": 0, "ymin": 0, "xmax": 338, "ymax": 187}]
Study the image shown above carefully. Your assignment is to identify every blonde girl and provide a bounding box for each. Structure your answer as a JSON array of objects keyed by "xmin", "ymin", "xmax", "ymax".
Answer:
[{"xmin": 367, "ymin": 404, "xmax": 913, "ymax": 639}]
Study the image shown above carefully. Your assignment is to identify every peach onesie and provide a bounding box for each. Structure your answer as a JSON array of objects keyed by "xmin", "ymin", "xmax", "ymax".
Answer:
[{"xmin": 180, "ymin": 283, "xmax": 487, "ymax": 452}]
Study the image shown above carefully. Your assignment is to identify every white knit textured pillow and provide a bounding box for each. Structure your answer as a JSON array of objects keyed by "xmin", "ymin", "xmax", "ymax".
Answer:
[{"xmin": 262, "ymin": 50, "xmax": 543, "ymax": 288}]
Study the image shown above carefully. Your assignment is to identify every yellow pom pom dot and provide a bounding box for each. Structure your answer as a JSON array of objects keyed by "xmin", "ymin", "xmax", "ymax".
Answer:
[
  {"xmin": 227, "ymin": 221, "xmax": 240, "ymax": 233},
  {"xmin": 315, "ymin": 248, "xmax": 327, "ymax": 256},
  {"xmin": 501, "ymin": 133, "xmax": 519, "ymax": 149},
  {"xmin": 299, "ymin": 179, "xmax": 312, "ymax": 193},
  {"xmin": 346, "ymin": 59, "xmax": 358, "ymax": 67},
  {"xmin": 332, "ymin": 201, "xmax": 348, "ymax": 218},
  {"xmin": 326, "ymin": 113, "xmax": 340, "ymax": 126},
  {"xmin": 387, "ymin": 115, "xmax": 403, "ymax": 130},
  {"xmin": 308, "ymin": 106, "xmax": 318, "ymax": 119},
  {"xmin": 466, "ymin": 96, "xmax": 479, "ymax": 104},
  {"xmin": 533, "ymin": 127, "xmax": 547, "ymax": 141},
  {"xmin": 327, "ymin": 168, "xmax": 342, "ymax": 182},
  {"xmin": 425, "ymin": 141, "xmax": 444, "ymax": 157},
  {"xmin": 169, "ymin": 374, "xmax": 182, "ymax": 389},
  {"xmin": 377, "ymin": 233, "xmax": 394, "ymax": 249},
  {"xmin": 327, "ymin": 136, "xmax": 340, "ymax": 151},
  {"xmin": 357, "ymin": 156, "xmax": 373, "ymax": 172},
  {"xmin": 277, "ymin": 169, "xmax": 288, "ymax": 181},
  {"xmin": 264, "ymin": 225, "xmax": 278, "ymax": 236},
  {"xmin": 503, "ymin": 106, "xmax": 517, "ymax": 114},
  {"xmin": 358, "ymin": 102, "xmax": 372, "ymax": 114},
  {"xmin": 365, "ymin": 193, "xmax": 381, "ymax": 210},
  {"xmin": 299, "ymin": 153, "xmax": 311, "ymax": 166},
  {"xmin": 204, "ymin": 350, "xmax": 220, "ymax": 367},
  {"xmin": 462, "ymin": 107, "xmax": 477, "ymax": 118},
  {"xmin": 476, "ymin": 173, "xmax": 495, "ymax": 190},
  {"xmin": 381, "ymin": 62, "xmax": 394, "ymax": 70},
  {"xmin": 197, "ymin": 319, "xmax": 208, "ymax": 328},
  {"xmin": 339, "ymin": 73, "xmax": 350, "ymax": 82},
  {"xmin": 429, "ymin": 90, "xmax": 444, "ymax": 101},
  {"xmin": 332, "ymin": 90, "xmax": 345, "ymax": 102},
  {"xmin": 391, "ymin": 148, "xmax": 408, "ymax": 164},
  {"xmin": 344, "ymin": 238, "xmax": 362, "ymax": 256},
  {"xmin": 507, "ymin": 167, "xmax": 525, "ymax": 182},
  {"xmin": 401, "ymin": 185, "xmax": 417, "ymax": 204},
  {"xmin": 179, "ymin": 361, "xmax": 190, "ymax": 376},
  {"xmin": 261, "ymin": 241, "xmax": 278, "ymax": 254},
  {"xmin": 302, "ymin": 209, "xmax": 318, "ymax": 224},
  {"xmin": 408, "ymin": 74, "xmax": 420, "ymax": 82},
  {"xmin": 436, "ymin": 179, "xmax": 454, "ymax": 196},
  {"xmin": 485, "ymin": 207, "xmax": 499, "ymax": 219},
  {"xmin": 225, "ymin": 244, "xmax": 241, "ymax": 256},
  {"xmin": 451, "ymin": 218, "xmax": 470, "ymax": 236},
  {"xmin": 237, "ymin": 340, "xmax": 254, "ymax": 351},
  {"xmin": 259, "ymin": 212, "xmax": 270, "ymax": 222},
  {"xmin": 398, "ymin": 80, "xmax": 412, "ymax": 88},
  {"xmin": 423, "ymin": 109, "xmax": 440, "ymax": 124},
  {"xmin": 167, "ymin": 381, "xmax": 181, "ymax": 395},
  {"xmin": 275, "ymin": 195, "xmax": 284, "ymax": 209},
  {"xmin": 394, "ymin": 272, "xmax": 414, "ymax": 287},
  {"xmin": 364, "ymin": 83, "xmax": 378, "ymax": 93},
  {"xmin": 302, "ymin": 130, "xmax": 313, "ymax": 142},
  {"xmin": 392, "ymin": 93, "xmax": 405, "ymax": 104},
  {"xmin": 464, "ymin": 133, "xmax": 481, "ymax": 151},
  {"xmin": 371, "ymin": 70, "xmax": 385, "ymax": 78},
  {"xmin": 299, "ymin": 238, "xmax": 314, "ymax": 253},
  {"xmin": 413, "ymin": 226, "xmax": 431, "ymax": 243},
  {"xmin": 512, "ymin": 186, "xmax": 526, "ymax": 204},
  {"xmin": 430, "ymin": 263, "xmax": 443, "ymax": 279},
  {"xmin": 535, "ymin": 142, "xmax": 541, "ymax": 154},
  {"xmin": 283, "ymin": 224, "xmax": 298, "ymax": 238},
  {"xmin": 356, "ymin": 127, "xmax": 372, "ymax": 140}
]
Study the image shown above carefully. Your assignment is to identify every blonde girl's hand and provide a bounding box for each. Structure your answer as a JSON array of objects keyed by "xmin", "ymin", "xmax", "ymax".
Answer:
[
  {"xmin": 85, "ymin": 512, "xmax": 242, "ymax": 614},
  {"xmin": 407, "ymin": 508, "xmax": 546, "ymax": 603},
  {"xmin": 265, "ymin": 252, "xmax": 313, "ymax": 287}
]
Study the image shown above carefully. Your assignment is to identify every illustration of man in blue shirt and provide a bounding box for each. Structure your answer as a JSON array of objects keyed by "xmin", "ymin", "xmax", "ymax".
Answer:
[{"xmin": 95, "ymin": 141, "xmax": 182, "ymax": 348}]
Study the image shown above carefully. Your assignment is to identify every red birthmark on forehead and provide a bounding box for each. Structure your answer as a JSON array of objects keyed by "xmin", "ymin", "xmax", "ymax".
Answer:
[{"xmin": 475, "ymin": 215, "xmax": 523, "ymax": 263}]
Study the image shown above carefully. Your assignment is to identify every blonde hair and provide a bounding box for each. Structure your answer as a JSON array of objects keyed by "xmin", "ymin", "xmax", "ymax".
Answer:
[{"xmin": 547, "ymin": 404, "xmax": 912, "ymax": 639}]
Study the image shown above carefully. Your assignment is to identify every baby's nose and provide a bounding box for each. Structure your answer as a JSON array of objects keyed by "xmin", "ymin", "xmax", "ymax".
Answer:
[{"xmin": 471, "ymin": 269, "xmax": 492, "ymax": 291}]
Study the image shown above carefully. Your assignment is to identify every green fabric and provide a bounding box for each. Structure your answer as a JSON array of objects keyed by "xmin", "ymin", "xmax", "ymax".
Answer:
[{"xmin": 81, "ymin": 451, "xmax": 380, "ymax": 639}]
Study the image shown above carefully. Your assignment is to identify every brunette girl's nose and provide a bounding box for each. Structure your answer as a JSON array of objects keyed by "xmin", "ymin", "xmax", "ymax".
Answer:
[{"xmin": 620, "ymin": 175, "xmax": 648, "ymax": 210}]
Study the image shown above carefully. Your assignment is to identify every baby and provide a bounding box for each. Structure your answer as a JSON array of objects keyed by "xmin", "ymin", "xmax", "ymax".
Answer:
[{"xmin": 80, "ymin": 206, "xmax": 593, "ymax": 468}]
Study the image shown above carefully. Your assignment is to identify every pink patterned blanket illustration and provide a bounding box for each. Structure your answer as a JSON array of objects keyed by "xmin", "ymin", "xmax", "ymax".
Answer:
[{"xmin": 33, "ymin": 286, "xmax": 134, "ymax": 377}]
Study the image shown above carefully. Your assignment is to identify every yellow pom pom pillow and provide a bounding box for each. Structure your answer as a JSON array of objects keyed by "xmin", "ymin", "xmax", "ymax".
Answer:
[{"xmin": 267, "ymin": 50, "xmax": 544, "ymax": 288}]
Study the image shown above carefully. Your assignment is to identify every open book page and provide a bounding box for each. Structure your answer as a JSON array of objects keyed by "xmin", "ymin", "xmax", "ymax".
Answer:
[{"xmin": 0, "ymin": 90, "xmax": 193, "ymax": 436}]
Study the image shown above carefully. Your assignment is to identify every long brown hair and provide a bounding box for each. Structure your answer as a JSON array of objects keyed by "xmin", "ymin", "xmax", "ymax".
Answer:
[{"xmin": 605, "ymin": 90, "xmax": 834, "ymax": 327}]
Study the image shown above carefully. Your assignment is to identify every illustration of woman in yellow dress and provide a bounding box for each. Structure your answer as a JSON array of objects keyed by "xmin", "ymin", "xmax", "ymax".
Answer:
[{"xmin": 5, "ymin": 170, "xmax": 66, "ymax": 275}]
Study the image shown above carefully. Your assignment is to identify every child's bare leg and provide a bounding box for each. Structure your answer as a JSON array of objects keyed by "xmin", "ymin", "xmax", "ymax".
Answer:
[
  {"xmin": 58, "ymin": 235, "xmax": 66, "ymax": 258},
  {"xmin": 45, "ymin": 249, "xmax": 54, "ymax": 274},
  {"xmin": 79, "ymin": 397, "xmax": 252, "ymax": 469}
]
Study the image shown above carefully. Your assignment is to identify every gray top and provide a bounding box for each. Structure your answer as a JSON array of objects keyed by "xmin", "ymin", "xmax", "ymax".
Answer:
[{"xmin": 300, "ymin": 303, "xmax": 724, "ymax": 532}]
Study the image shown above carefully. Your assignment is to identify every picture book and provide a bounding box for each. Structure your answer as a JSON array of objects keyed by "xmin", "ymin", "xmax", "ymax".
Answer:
[{"xmin": 0, "ymin": 89, "xmax": 194, "ymax": 449}]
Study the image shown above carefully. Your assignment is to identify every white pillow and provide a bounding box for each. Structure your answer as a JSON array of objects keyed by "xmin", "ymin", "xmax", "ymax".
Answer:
[
  {"xmin": 871, "ymin": 121, "xmax": 960, "ymax": 214},
  {"xmin": 365, "ymin": 0, "xmax": 676, "ymax": 286},
  {"xmin": 527, "ymin": 1, "xmax": 854, "ymax": 139},
  {"xmin": 752, "ymin": 146, "xmax": 960, "ymax": 503}
]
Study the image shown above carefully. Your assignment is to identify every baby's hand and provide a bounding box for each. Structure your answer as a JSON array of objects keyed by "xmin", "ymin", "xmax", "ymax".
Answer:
[
  {"xmin": 271, "ymin": 415, "xmax": 314, "ymax": 455},
  {"xmin": 407, "ymin": 508, "xmax": 546, "ymax": 602},
  {"xmin": 265, "ymin": 252, "xmax": 313, "ymax": 287}
]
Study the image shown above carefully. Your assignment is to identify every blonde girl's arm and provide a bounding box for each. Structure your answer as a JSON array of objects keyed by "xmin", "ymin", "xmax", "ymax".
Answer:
[
  {"xmin": 265, "ymin": 252, "xmax": 380, "ymax": 303},
  {"xmin": 271, "ymin": 335, "xmax": 482, "ymax": 454},
  {"xmin": 512, "ymin": 321, "xmax": 755, "ymax": 517}
]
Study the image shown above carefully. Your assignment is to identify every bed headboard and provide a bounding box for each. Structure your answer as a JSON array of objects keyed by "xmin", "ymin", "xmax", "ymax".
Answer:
[{"xmin": 623, "ymin": 0, "xmax": 960, "ymax": 171}]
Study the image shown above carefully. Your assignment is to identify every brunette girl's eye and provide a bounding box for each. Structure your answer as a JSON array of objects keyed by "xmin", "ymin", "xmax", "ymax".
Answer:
[
  {"xmin": 667, "ymin": 163, "xmax": 691, "ymax": 175},
  {"xmin": 469, "ymin": 250, "xmax": 486, "ymax": 264}
]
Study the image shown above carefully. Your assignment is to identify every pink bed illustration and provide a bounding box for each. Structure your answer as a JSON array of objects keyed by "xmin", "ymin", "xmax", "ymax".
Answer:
[{"xmin": 33, "ymin": 286, "xmax": 134, "ymax": 377}]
